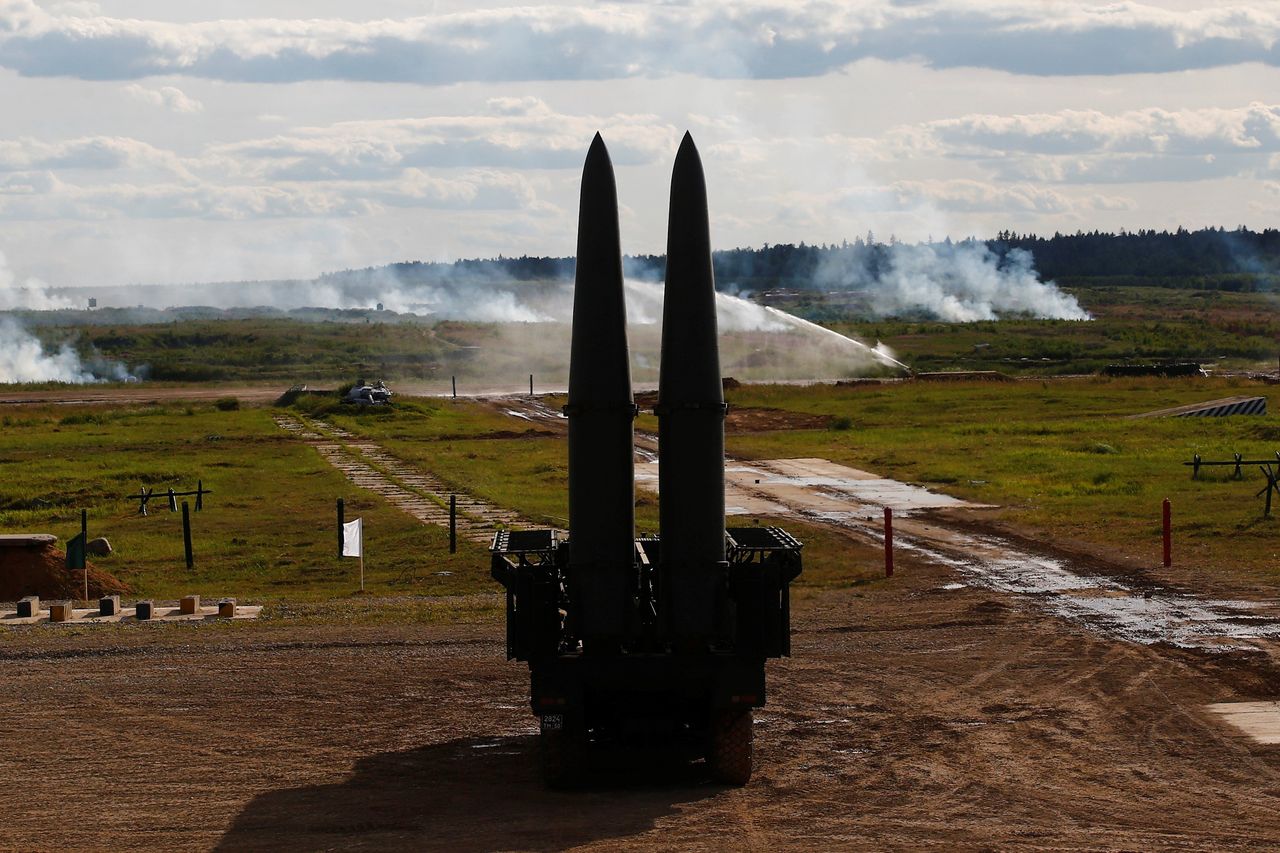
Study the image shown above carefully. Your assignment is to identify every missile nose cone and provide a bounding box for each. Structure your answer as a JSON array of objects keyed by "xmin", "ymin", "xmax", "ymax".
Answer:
[
  {"xmin": 570, "ymin": 134, "xmax": 628, "ymax": 404},
  {"xmin": 579, "ymin": 133, "xmax": 616, "ymax": 212},
  {"xmin": 660, "ymin": 131, "xmax": 718, "ymax": 405},
  {"xmin": 585, "ymin": 131, "xmax": 610, "ymax": 169}
]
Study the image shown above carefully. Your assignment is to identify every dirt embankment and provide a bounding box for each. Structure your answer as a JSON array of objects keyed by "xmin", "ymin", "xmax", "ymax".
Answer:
[{"xmin": 0, "ymin": 541, "xmax": 128, "ymax": 602}]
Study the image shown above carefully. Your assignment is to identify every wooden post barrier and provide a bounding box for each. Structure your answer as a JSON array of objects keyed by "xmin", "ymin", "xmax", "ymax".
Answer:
[
  {"xmin": 452, "ymin": 376, "xmax": 457, "ymax": 399},
  {"xmin": 884, "ymin": 507, "xmax": 894, "ymax": 578},
  {"xmin": 530, "ymin": 374, "xmax": 534, "ymax": 397},
  {"xmin": 1162, "ymin": 498, "xmax": 1172, "ymax": 568},
  {"xmin": 129, "ymin": 485, "xmax": 209, "ymax": 514},
  {"xmin": 80, "ymin": 508, "xmax": 88, "ymax": 603},
  {"xmin": 337, "ymin": 498, "xmax": 345, "ymax": 557},
  {"xmin": 182, "ymin": 501, "xmax": 193, "ymax": 570},
  {"xmin": 1259, "ymin": 465, "xmax": 1279, "ymax": 518},
  {"xmin": 449, "ymin": 494, "xmax": 457, "ymax": 554}
]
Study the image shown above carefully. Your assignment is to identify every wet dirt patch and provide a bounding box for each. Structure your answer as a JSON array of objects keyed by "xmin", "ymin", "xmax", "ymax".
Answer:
[{"xmin": 1207, "ymin": 701, "xmax": 1280, "ymax": 744}]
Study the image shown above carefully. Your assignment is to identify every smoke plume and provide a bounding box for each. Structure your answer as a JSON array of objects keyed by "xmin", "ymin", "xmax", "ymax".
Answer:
[
  {"xmin": 815, "ymin": 241, "xmax": 1089, "ymax": 322},
  {"xmin": 0, "ymin": 317, "xmax": 136, "ymax": 384},
  {"xmin": 0, "ymin": 250, "xmax": 73, "ymax": 310}
]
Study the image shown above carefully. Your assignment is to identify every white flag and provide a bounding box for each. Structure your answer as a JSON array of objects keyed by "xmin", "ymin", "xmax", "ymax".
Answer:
[{"xmin": 342, "ymin": 517, "xmax": 363, "ymax": 558}]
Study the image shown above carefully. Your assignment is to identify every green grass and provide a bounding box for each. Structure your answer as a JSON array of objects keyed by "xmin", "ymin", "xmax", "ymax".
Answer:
[
  {"xmin": 0, "ymin": 401, "xmax": 490, "ymax": 603},
  {"xmin": 6, "ymin": 367, "xmax": 1277, "ymax": 622},
  {"xmin": 723, "ymin": 375, "xmax": 1280, "ymax": 581},
  {"xmin": 777, "ymin": 286, "xmax": 1280, "ymax": 375}
]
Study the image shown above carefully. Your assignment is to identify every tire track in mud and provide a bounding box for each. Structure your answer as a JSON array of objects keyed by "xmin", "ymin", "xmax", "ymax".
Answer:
[{"xmin": 272, "ymin": 413, "xmax": 542, "ymax": 544}]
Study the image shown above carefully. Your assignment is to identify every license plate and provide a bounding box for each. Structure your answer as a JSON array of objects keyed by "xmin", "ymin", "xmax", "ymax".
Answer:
[{"xmin": 542, "ymin": 713, "xmax": 564, "ymax": 731}]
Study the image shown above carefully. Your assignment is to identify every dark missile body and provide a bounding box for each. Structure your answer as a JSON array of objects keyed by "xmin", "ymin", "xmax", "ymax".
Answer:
[
  {"xmin": 566, "ymin": 134, "xmax": 637, "ymax": 644},
  {"xmin": 490, "ymin": 132, "xmax": 801, "ymax": 787},
  {"xmin": 657, "ymin": 133, "xmax": 729, "ymax": 643}
]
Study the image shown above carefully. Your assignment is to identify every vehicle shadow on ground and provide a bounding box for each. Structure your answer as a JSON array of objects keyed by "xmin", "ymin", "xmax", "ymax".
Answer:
[{"xmin": 215, "ymin": 734, "xmax": 722, "ymax": 851}]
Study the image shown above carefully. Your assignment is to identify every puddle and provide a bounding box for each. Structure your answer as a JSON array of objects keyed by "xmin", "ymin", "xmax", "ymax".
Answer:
[{"xmin": 890, "ymin": 531, "xmax": 1280, "ymax": 652}]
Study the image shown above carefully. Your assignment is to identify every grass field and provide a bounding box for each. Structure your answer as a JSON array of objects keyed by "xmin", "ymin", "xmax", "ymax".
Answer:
[
  {"xmin": 0, "ymin": 401, "xmax": 490, "ymax": 604},
  {"xmin": 776, "ymin": 286, "xmax": 1280, "ymax": 375},
  {"xmin": 723, "ymin": 375, "xmax": 1279, "ymax": 582},
  {"xmin": 3, "ymin": 370, "xmax": 1276, "ymax": 614}
]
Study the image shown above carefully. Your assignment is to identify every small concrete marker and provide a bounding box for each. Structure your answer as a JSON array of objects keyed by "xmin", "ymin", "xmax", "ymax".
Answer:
[
  {"xmin": 99, "ymin": 595, "xmax": 120, "ymax": 617},
  {"xmin": 217, "ymin": 598, "xmax": 237, "ymax": 618},
  {"xmin": 135, "ymin": 600, "xmax": 154, "ymax": 620},
  {"xmin": 16, "ymin": 596, "xmax": 40, "ymax": 618},
  {"xmin": 49, "ymin": 601, "xmax": 74, "ymax": 623},
  {"xmin": 179, "ymin": 595, "xmax": 200, "ymax": 615}
]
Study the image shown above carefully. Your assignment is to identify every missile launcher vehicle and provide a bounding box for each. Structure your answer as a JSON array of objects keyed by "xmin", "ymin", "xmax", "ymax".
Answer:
[{"xmin": 491, "ymin": 133, "xmax": 802, "ymax": 786}]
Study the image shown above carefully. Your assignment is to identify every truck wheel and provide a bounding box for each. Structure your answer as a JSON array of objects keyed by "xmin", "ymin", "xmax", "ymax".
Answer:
[
  {"xmin": 540, "ymin": 716, "xmax": 584, "ymax": 788},
  {"xmin": 708, "ymin": 708, "xmax": 753, "ymax": 785}
]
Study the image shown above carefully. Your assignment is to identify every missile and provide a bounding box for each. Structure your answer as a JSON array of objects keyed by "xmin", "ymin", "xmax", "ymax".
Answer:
[
  {"xmin": 657, "ymin": 132, "xmax": 727, "ymax": 643},
  {"xmin": 566, "ymin": 133, "xmax": 637, "ymax": 646}
]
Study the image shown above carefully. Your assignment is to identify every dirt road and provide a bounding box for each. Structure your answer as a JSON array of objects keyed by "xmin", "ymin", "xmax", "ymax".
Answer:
[
  {"xmin": 3, "ymin": 555, "xmax": 1280, "ymax": 851},
  {"xmin": 5, "ymin": 390, "xmax": 1279, "ymax": 849}
]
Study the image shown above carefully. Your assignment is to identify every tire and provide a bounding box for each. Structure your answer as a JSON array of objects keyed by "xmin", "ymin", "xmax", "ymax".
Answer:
[{"xmin": 708, "ymin": 708, "xmax": 753, "ymax": 785}]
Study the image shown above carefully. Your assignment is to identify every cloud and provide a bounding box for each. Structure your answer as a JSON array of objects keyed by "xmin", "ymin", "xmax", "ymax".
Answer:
[
  {"xmin": 774, "ymin": 179, "xmax": 1132, "ymax": 234},
  {"xmin": 216, "ymin": 97, "xmax": 678, "ymax": 179},
  {"xmin": 0, "ymin": 1, "xmax": 1278, "ymax": 84},
  {"xmin": 0, "ymin": 99, "xmax": 641, "ymax": 220},
  {"xmin": 0, "ymin": 135, "xmax": 192, "ymax": 175},
  {"xmin": 121, "ymin": 83, "xmax": 203, "ymax": 113},
  {"xmin": 914, "ymin": 103, "xmax": 1280, "ymax": 158},
  {"xmin": 0, "ymin": 170, "xmax": 540, "ymax": 220},
  {"xmin": 885, "ymin": 102, "xmax": 1280, "ymax": 183}
]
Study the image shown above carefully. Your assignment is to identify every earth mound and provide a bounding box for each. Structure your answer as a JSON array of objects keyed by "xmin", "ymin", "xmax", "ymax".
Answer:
[{"xmin": 0, "ymin": 535, "xmax": 130, "ymax": 602}]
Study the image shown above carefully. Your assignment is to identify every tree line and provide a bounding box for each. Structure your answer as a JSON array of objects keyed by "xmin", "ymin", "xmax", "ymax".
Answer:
[{"xmin": 319, "ymin": 226, "xmax": 1280, "ymax": 291}]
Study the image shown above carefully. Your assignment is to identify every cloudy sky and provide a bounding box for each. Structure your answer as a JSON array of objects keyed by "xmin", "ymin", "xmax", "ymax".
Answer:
[{"xmin": 2, "ymin": 0, "xmax": 1279, "ymax": 287}]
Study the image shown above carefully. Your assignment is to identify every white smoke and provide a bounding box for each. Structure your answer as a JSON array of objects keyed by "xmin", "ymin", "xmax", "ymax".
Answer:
[
  {"xmin": 0, "ymin": 250, "xmax": 74, "ymax": 310},
  {"xmin": 817, "ymin": 241, "xmax": 1089, "ymax": 322},
  {"xmin": 622, "ymin": 278, "xmax": 906, "ymax": 372},
  {"xmin": 1, "ymin": 317, "xmax": 95, "ymax": 383},
  {"xmin": 0, "ymin": 317, "xmax": 136, "ymax": 384}
]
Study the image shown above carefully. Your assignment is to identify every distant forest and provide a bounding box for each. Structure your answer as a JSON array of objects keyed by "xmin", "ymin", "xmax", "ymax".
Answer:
[{"xmin": 322, "ymin": 226, "xmax": 1280, "ymax": 292}]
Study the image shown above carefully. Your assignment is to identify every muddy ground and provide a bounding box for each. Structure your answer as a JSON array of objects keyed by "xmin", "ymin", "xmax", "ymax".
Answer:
[{"xmin": 4, "ymin": 547, "xmax": 1280, "ymax": 851}]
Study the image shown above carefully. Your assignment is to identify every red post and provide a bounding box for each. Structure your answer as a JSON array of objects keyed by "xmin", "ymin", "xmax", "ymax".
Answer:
[
  {"xmin": 884, "ymin": 507, "xmax": 894, "ymax": 577},
  {"xmin": 1162, "ymin": 498, "xmax": 1172, "ymax": 568}
]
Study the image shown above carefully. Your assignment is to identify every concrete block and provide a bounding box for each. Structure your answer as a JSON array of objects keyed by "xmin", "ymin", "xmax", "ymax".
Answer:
[
  {"xmin": 134, "ymin": 600, "xmax": 154, "ymax": 620},
  {"xmin": 16, "ymin": 596, "xmax": 40, "ymax": 618},
  {"xmin": 49, "ymin": 601, "xmax": 74, "ymax": 623},
  {"xmin": 179, "ymin": 595, "xmax": 200, "ymax": 615},
  {"xmin": 217, "ymin": 598, "xmax": 237, "ymax": 618},
  {"xmin": 99, "ymin": 595, "xmax": 120, "ymax": 617}
]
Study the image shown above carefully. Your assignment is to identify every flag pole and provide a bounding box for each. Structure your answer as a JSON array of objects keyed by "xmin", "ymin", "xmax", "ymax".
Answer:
[{"xmin": 360, "ymin": 550, "xmax": 365, "ymax": 592}]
